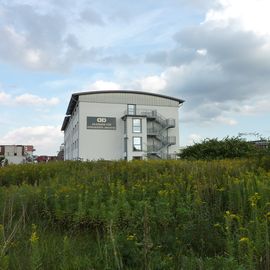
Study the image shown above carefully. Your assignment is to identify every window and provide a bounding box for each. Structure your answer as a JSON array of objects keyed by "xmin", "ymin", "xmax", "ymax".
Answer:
[
  {"xmin": 124, "ymin": 138, "xmax": 127, "ymax": 153},
  {"xmin": 127, "ymin": 104, "xmax": 136, "ymax": 115},
  {"xmin": 132, "ymin": 118, "xmax": 142, "ymax": 133},
  {"xmin": 124, "ymin": 120, "xmax": 127, "ymax": 134},
  {"xmin": 133, "ymin": 137, "xmax": 142, "ymax": 151}
]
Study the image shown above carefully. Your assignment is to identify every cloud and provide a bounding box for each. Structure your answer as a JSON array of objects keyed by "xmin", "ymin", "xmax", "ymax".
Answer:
[
  {"xmin": 205, "ymin": 0, "xmax": 270, "ymax": 36},
  {"xmin": 214, "ymin": 116, "xmax": 237, "ymax": 126},
  {"xmin": 196, "ymin": 49, "xmax": 207, "ymax": 56},
  {"xmin": 80, "ymin": 8, "xmax": 105, "ymax": 26},
  {"xmin": 0, "ymin": 3, "xmax": 103, "ymax": 71},
  {"xmin": 15, "ymin": 93, "xmax": 59, "ymax": 106},
  {"xmin": 141, "ymin": 0, "xmax": 270, "ymax": 126},
  {"xmin": 0, "ymin": 4, "xmax": 70, "ymax": 70},
  {"xmin": 85, "ymin": 80, "xmax": 122, "ymax": 91},
  {"xmin": 137, "ymin": 75, "xmax": 167, "ymax": 92},
  {"xmin": 0, "ymin": 91, "xmax": 59, "ymax": 107},
  {"xmin": 233, "ymin": 95, "xmax": 270, "ymax": 115},
  {"xmin": 0, "ymin": 91, "xmax": 11, "ymax": 104},
  {"xmin": 187, "ymin": 133, "xmax": 202, "ymax": 145},
  {"xmin": 0, "ymin": 125, "xmax": 63, "ymax": 155},
  {"xmin": 0, "ymin": 1, "xmax": 172, "ymax": 71}
]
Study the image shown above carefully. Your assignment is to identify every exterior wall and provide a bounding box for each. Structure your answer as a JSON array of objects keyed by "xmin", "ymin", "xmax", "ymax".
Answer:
[
  {"xmin": 79, "ymin": 102, "xmax": 126, "ymax": 160},
  {"xmin": 79, "ymin": 92, "xmax": 179, "ymax": 107},
  {"xmin": 63, "ymin": 92, "xmax": 181, "ymax": 161},
  {"xmin": 3, "ymin": 145, "xmax": 25, "ymax": 164},
  {"xmin": 4, "ymin": 145, "xmax": 23, "ymax": 156},
  {"xmin": 125, "ymin": 116, "xmax": 147, "ymax": 160},
  {"xmin": 6, "ymin": 156, "xmax": 25, "ymax": 164},
  {"xmin": 64, "ymin": 104, "xmax": 79, "ymax": 160}
]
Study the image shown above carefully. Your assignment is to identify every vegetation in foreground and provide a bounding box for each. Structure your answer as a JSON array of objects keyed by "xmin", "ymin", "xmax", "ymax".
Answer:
[{"xmin": 0, "ymin": 158, "xmax": 270, "ymax": 269}]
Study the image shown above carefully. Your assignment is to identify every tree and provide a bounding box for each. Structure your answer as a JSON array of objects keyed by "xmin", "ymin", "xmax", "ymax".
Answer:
[{"xmin": 179, "ymin": 136, "xmax": 267, "ymax": 160}]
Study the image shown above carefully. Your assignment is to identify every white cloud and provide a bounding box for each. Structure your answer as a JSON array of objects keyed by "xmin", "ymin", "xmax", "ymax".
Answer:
[
  {"xmin": 187, "ymin": 133, "xmax": 202, "ymax": 145},
  {"xmin": 205, "ymin": 0, "xmax": 270, "ymax": 36},
  {"xmin": 4, "ymin": 25, "xmax": 26, "ymax": 46},
  {"xmin": 0, "ymin": 91, "xmax": 59, "ymax": 107},
  {"xmin": 25, "ymin": 49, "xmax": 41, "ymax": 65},
  {"xmin": 0, "ymin": 126, "xmax": 63, "ymax": 155},
  {"xmin": 0, "ymin": 91, "xmax": 11, "ymax": 104},
  {"xmin": 235, "ymin": 96, "xmax": 270, "ymax": 115},
  {"xmin": 85, "ymin": 80, "xmax": 122, "ymax": 91},
  {"xmin": 213, "ymin": 116, "xmax": 237, "ymax": 126},
  {"xmin": 196, "ymin": 48, "xmax": 207, "ymax": 56},
  {"xmin": 137, "ymin": 75, "xmax": 167, "ymax": 92},
  {"xmin": 15, "ymin": 93, "xmax": 59, "ymax": 106}
]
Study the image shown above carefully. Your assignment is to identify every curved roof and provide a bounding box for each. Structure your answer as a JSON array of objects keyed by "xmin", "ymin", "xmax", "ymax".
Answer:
[{"xmin": 65, "ymin": 90, "xmax": 184, "ymax": 115}]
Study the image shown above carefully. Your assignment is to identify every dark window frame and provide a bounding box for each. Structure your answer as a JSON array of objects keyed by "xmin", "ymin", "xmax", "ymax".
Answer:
[
  {"xmin": 132, "ymin": 118, "xmax": 142, "ymax": 133},
  {"xmin": 127, "ymin": 104, "xmax": 136, "ymax": 115},
  {"xmin": 133, "ymin": 136, "xmax": 142, "ymax": 151}
]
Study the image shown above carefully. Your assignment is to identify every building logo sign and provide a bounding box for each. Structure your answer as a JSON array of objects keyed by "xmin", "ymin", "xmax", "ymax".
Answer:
[{"xmin": 87, "ymin": 117, "xmax": 116, "ymax": 130}]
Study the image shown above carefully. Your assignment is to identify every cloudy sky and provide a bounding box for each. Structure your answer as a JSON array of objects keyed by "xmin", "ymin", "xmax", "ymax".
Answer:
[{"xmin": 0, "ymin": 0, "xmax": 269, "ymax": 155}]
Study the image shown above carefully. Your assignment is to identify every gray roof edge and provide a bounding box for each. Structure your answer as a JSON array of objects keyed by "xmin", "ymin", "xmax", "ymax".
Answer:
[{"xmin": 61, "ymin": 116, "xmax": 70, "ymax": 131}]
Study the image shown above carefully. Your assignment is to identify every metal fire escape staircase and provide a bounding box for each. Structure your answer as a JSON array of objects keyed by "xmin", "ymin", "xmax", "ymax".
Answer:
[
  {"xmin": 144, "ymin": 110, "xmax": 176, "ymax": 159},
  {"xmin": 122, "ymin": 109, "xmax": 176, "ymax": 159}
]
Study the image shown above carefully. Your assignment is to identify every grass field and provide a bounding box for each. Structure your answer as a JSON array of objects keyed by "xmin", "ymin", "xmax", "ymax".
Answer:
[{"xmin": 0, "ymin": 158, "xmax": 270, "ymax": 269}]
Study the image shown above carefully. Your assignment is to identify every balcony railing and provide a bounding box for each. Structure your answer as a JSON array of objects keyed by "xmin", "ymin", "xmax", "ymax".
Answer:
[{"xmin": 123, "ymin": 109, "xmax": 175, "ymax": 129}]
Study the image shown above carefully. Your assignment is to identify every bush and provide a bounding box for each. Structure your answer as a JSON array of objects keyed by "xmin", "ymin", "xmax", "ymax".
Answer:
[{"xmin": 179, "ymin": 136, "xmax": 269, "ymax": 160}]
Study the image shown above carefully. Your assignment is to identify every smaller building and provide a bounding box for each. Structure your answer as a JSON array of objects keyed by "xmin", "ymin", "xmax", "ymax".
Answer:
[
  {"xmin": 57, "ymin": 144, "xmax": 64, "ymax": 161},
  {"xmin": 250, "ymin": 140, "xmax": 269, "ymax": 149},
  {"xmin": 36, "ymin": 155, "xmax": 57, "ymax": 163},
  {"xmin": 0, "ymin": 145, "xmax": 35, "ymax": 164}
]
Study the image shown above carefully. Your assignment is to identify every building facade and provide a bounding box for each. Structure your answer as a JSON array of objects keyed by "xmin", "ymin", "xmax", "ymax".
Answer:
[
  {"xmin": 0, "ymin": 145, "xmax": 35, "ymax": 164},
  {"xmin": 61, "ymin": 91, "xmax": 184, "ymax": 161}
]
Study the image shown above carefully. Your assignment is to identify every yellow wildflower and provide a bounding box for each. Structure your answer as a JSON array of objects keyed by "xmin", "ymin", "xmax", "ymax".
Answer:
[
  {"xmin": 30, "ymin": 231, "xmax": 39, "ymax": 243},
  {"xmin": 30, "ymin": 224, "xmax": 39, "ymax": 243},
  {"xmin": 249, "ymin": 192, "xmax": 261, "ymax": 208},
  {"xmin": 239, "ymin": 237, "xmax": 249, "ymax": 243},
  {"xmin": 127, "ymin": 234, "xmax": 136, "ymax": 241}
]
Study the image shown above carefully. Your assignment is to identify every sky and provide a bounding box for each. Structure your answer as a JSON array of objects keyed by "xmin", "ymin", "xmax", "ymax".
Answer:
[{"xmin": 0, "ymin": 0, "xmax": 270, "ymax": 155}]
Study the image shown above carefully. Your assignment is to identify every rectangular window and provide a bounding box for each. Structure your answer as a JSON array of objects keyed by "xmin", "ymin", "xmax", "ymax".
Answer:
[
  {"xmin": 127, "ymin": 104, "xmax": 136, "ymax": 115},
  {"xmin": 132, "ymin": 118, "xmax": 142, "ymax": 133},
  {"xmin": 124, "ymin": 120, "xmax": 127, "ymax": 134},
  {"xmin": 133, "ymin": 137, "xmax": 142, "ymax": 151},
  {"xmin": 124, "ymin": 138, "xmax": 127, "ymax": 153}
]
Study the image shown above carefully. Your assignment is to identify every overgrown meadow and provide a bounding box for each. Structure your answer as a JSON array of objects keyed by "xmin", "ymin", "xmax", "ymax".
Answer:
[{"xmin": 0, "ymin": 158, "xmax": 270, "ymax": 269}]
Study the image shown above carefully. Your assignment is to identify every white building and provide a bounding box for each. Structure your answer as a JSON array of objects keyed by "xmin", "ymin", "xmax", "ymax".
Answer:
[
  {"xmin": 0, "ymin": 145, "xmax": 35, "ymax": 164},
  {"xmin": 61, "ymin": 90, "xmax": 184, "ymax": 161}
]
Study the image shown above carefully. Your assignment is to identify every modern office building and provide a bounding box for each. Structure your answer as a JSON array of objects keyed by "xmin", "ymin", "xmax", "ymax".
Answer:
[{"xmin": 61, "ymin": 90, "xmax": 184, "ymax": 161}]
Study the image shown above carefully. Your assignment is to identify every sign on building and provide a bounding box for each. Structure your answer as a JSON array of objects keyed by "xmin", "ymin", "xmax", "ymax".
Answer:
[{"xmin": 87, "ymin": 117, "xmax": 116, "ymax": 130}]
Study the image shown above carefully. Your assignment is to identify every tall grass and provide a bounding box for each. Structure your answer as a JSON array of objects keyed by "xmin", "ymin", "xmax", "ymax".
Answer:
[{"xmin": 0, "ymin": 158, "xmax": 270, "ymax": 269}]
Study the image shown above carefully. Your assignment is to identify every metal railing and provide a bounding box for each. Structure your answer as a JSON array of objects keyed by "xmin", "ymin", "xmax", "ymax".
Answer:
[
  {"xmin": 123, "ymin": 109, "xmax": 175, "ymax": 129},
  {"xmin": 146, "ymin": 151, "xmax": 177, "ymax": 160},
  {"xmin": 147, "ymin": 137, "xmax": 176, "ymax": 151}
]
